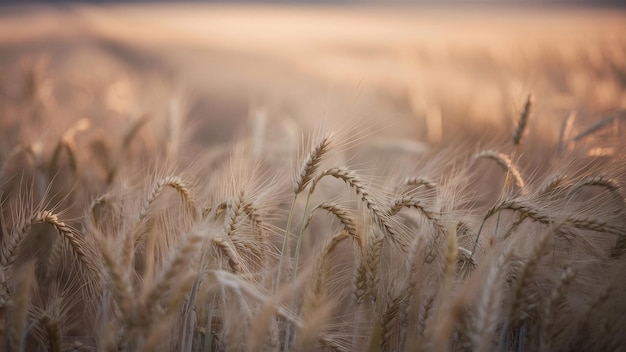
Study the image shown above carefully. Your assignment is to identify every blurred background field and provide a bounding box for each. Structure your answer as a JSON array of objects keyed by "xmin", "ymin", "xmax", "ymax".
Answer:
[{"xmin": 2, "ymin": 3, "xmax": 625, "ymax": 148}]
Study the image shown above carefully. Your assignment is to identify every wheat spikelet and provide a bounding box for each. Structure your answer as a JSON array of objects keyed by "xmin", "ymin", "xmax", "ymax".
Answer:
[
  {"xmin": 225, "ymin": 191, "xmax": 245, "ymax": 237},
  {"xmin": 240, "ymin": 200, "xmax": 266, "ymax": 256},
  {"xmin": 212, "ymin": 235, "xmax": 243, "ymax": 274},
  {"xmin": 294, "ymin": 134, "xmax": 333, "ymax": 194},
  {"xmin": 380, "ymin": 291, "xmax": 406, "ymax": 351},
  {"xmin": 352, "ymin": 260, "xmax": 368, "ymax": 305},
  {"xmin": 513, "ymin": 94, "xmax": 532, "ymax": 146},
  {"xmin": 366, "ymin": 230, "xmax": 384, "ymax": 303},
  {"xmin": 473, "ymin": 150, "xmax": 525, "ymax": 189}
]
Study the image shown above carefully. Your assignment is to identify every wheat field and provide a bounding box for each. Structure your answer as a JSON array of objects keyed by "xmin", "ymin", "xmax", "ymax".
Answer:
[{"xmin": 0, "ymin": 3, "xmax": 625, "ymax": 352}]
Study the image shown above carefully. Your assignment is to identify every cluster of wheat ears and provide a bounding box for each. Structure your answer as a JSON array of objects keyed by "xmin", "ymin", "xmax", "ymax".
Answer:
[{"xmin": 1, "ymin": 61, "xmax": 626, "ymax": 352}]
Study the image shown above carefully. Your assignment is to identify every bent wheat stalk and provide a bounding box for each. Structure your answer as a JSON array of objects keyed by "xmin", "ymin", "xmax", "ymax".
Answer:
[{"xmin": 473, "ymin": 150, "xmax": 525, "ymax": 189}]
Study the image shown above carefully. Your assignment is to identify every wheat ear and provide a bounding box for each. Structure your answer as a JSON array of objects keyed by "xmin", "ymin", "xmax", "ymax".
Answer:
[
  {"xmin": 573, "ymin": 110, "xmax": 625, "ymax": 142},
  {"xmin": 303, "ymin": 202, "xmax": 359, "ymax": 241},
  {"xmin": 473, "ymin": 150, "xmax": 525, "ymax": 189},
  {"xmin": 96, "ymin": 234, "xmax": 135, "ymax": 327},
  {"xmin": 138, "ymin": 226, "xmax": 208, "ymax": 331},
  {"xmin": 540, "ymin": 266, "xmax": 577, "ymax": 351},
  {"xmin": 275, "ymin": 133, "xmax": 333, "ymax": 292},
  {"xmin": 472, "ymin": 198, "xmax": 622, "ymax": 256},
  {"xmin": 2, "ymin": 210, "xmax": 101, "ymax": 284},
  {"xmin": 137, "ymin": 175, "xmax": 197, "ymax": 225},
  {"xmin": 364, "ymin": 229, "xmax": 384, "ymax": 304},
  {"xmin": 212, "ymin": 235, "xmax": 243, "ymax": 273},
  {"xmin": 310, "ymin": 167, "xmax": 410, "ymax": 253},
  {"xmin": 473, "ymin": 248, "xmax": 512, "ymax": 352},
  {"xmin": 537, "ymin": 174, "xmax": 568, "ymax": 196},
  {"xmin": 294, "ymin": 134, "xmax": 333, "ymax": 194},
  {"xmin": 387, "ymin": 195, "xmax": 439, "ymax": 222},
  {"xmin": 398, "ymin": 236, "xmax": 425, "ymax": 349},
  {"xmin": 513, "ymin": 94, "xmax": 532, "ymax": 146},
  {"xmin": 380, "ymin": 291, "xmax": 406, "ymax": 351},
  {"xmin": 558, "ymin": 111, "xmax": 576, "ymax": 152},
  {"xmin": 128, "ymin": 176, "xmax": 197, "ymax": 267},
  {"xmin": 509, "ymin": 231, "xmax": 549, "ymax": 323},
  {"xmin": 568, "ymin": 175, "xmax": 622, "ymax": 200}
]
